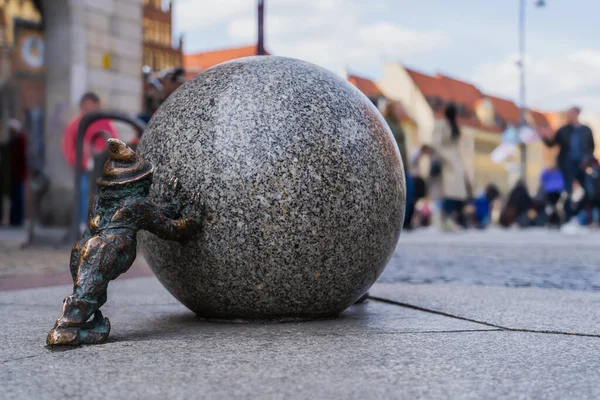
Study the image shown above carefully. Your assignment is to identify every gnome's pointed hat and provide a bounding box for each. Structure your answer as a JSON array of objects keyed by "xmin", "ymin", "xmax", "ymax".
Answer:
[{"xmin": 97, "ymin": 139, "xmax": 154, "ymax": 186}]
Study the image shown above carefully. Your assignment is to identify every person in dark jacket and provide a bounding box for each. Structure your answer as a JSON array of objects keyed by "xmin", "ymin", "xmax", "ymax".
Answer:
[
  {"xmin": 540, "ymin": 106, "xmax": 595, "ymax": 221},
  {"xmin": 500, "ymin": 180, "xmax": 534, "ymax": 228},
  {"xmin": 8, "ymin": 120, "xmax": 28, "ymax": 226}
]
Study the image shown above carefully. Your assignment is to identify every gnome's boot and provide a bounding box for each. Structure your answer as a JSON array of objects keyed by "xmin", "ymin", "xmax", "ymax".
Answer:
[
  {"xmin": 55, "ymin": 295, "xmax": 98, "ymax": 327},
  {"xmin": 47, "ymin": 296, "xmax": 111, "ymax": 345}
]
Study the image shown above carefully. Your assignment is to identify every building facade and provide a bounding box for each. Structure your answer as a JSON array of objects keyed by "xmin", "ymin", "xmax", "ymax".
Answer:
[
  {"xmin": 377, "ymin": 63, "xmax": 549, "ymax": 194},
  {"xmin": 183, "ymin": 45, "xmax": 266, "ymax": 80},
  {"xmin": 141, "ymin": 0, "xmax": 183, "ymax": 117},
  {"xmin": 142, "ymin": 0, "xmax": 181, "ymax": 72},
  {"xmin": 1, "ymin": 0, "xmax": 144, "ymax": 225},
  {"xmin": 347, "ymin": 74, "xmax": 418, "ymax": 165}
]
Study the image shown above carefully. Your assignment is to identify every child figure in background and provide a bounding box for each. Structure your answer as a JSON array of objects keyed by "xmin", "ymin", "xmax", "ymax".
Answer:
[
  {"xmin": 583, "ymin": 158, "xmax": 600, "ymax": 228},
  {"xmin": 540, "ymin": 165, "xmax": 566, "ymax": 228},
  {"xmin": 473, "ymin": 184, "xmax": 500, "ymax": 229}
]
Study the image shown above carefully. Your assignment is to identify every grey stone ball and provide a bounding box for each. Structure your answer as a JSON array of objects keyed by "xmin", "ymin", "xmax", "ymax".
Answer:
[{"xmin": 138, "ymin": 56, "xmax": 405, "ymax": 320}]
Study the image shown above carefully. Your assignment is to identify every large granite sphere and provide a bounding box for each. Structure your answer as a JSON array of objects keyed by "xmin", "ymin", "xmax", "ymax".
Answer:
[{"xmin": 138, "ymin": 56, "xmax": 405, "ymax": 320}]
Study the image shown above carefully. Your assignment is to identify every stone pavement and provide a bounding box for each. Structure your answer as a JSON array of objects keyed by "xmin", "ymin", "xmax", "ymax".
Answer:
[
  {"xmin": 2, "ymin": 228, "xmax": 600, "ymax": 398},
  {"xmin": 381, "ymin": 227, "xmax": 600, "ymax": 291}
]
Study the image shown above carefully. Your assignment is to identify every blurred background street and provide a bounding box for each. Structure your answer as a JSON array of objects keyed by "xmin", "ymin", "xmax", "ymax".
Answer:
[
  {"xmin": 1, "ymin": 0, "xmax": 600, "ymax": 312},
  {"xmin": 3, "ymin": 227, "xmax": 600, "ymax": 292},
  {"xmin": 1, "ymin": 0, "xmax": 600, "ymax": 237}
]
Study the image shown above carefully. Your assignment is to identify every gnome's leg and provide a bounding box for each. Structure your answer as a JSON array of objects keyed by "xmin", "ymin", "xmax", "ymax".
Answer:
[
  {"xmin": 56, "ymin": 237, "xmax": 118, "ymax": 328},
  {"xmin": 69, "ymin": 236, "xmax": 87, "ymax": 282},
  {"xmin": 48, "ymin": 233, "xmax": 138, "ymax": 345}
]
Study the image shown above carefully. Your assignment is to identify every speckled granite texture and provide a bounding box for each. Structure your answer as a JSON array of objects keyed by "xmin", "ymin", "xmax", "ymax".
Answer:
[{"xmin": 138, "ymin": 56, "xmax": 405, "ymax": 319}]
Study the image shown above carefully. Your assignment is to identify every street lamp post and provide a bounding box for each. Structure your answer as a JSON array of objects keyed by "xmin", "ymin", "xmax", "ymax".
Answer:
[
  {"xmin": 518, "ymin": 0, "xmax": 545, "ymax": 181},
  {"xmin": 257, "ymin": 0, "xmax": 265, "ymax": 55},
  {"xmin": 518, "ymin": 0, "xmax": 527, "ymax": 181}
]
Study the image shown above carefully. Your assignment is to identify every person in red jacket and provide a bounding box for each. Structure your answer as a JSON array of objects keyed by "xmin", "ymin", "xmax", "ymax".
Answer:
[{"xmin": 62, "ymin": 92, "xmax": 119, "ymax": 225}]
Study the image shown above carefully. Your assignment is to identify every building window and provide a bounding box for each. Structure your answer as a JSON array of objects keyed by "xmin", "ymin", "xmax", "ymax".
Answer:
[
  {"xmin": 427, "ymin": 96, "xmax": 442, "ymax": 112},
  {"xmin": 143, "ymin": 18, "xmax": 151, "ymax": 42},
  {"xmin": 495, "ymin": 115, "xmax": 506, "ymax": 130},
  {"xmin": 144, "ymin": 50, "xmax": 152, "ymax": 67},
  {"xmin": 162, "ymin": 23, "xmax": 169, "ymax": 46},
  {"xmin": 153, "ymin": 21, "xmax": 159, "ymax": 43},
  {"xmin": 474, "ymin": 140, "xmax": 498, "ymax": 155}
]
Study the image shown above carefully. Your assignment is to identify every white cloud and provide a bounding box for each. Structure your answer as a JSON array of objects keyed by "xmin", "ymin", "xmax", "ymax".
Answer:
[
  {"xmin": 225, "ymin": 1, "xmax": 448, "ymax": 77},
  {"xmin": 358, "ymin": 22, "xmax": 448, "ymax": 56},
  {"xmin": 174, "ymin": 0, "xmax": 253, "ymax": 31},
  {"xmin": 473, "ymin": 49, "xmax": 600, "ymax": 113}
]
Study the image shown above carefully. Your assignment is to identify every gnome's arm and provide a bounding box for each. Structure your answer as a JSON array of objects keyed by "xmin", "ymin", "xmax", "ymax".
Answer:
[{"xmin": 133, "ymin": 199, "xmax": 200, "ymax": 243}]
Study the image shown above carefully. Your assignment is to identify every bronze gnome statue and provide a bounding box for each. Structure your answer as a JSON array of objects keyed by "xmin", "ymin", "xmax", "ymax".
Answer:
[{"xmin": 47, "ymin": 139, "xmax": 200, "ymax": 345}]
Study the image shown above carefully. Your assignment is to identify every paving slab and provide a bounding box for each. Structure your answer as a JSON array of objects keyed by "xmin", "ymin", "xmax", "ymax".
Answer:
[
  {"xmin": 371, "ymin": 282, "xmax": 600, "ymax": 336},
  {"xmin": 381, "ymin": 228, "xmax": 600, "ymax": 292},
  {"xmin": 2, "ymin": 278, "xmax": 600, "ymax": 399},
  {"xmin": 0, "ymin": 277, "xmax": 493, "ymax": 366}
]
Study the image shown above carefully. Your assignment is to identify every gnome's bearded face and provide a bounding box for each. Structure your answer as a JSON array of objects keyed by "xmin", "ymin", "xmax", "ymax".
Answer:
[{"xmin": 97, "ymin": 139, "xmax": 154, "ymax": 200}]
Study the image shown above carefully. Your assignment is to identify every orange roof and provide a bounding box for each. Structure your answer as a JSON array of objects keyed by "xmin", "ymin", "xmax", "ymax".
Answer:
[
  {"xmin": 405, "ymin": 68, "xmax": 451, "ymax": 99},
  {"xmin": 487, "ymin": 95, "xmax": 520, "ymax": 125},
  {"xmin": 433, "ymin": 110, "xmax": 503, "ymax": 133},
  {"xmin": 183, "ymin": 45, "xmax": 270, "ymax": 73},
  {"xmin": 347, "ymin": 75, "xmax": 414, "ymax": 123},
  {"xmin": 528, "ymin": 109, "xmax": 550, "ymax": 128},
  {"xmin": 348, "ymin": 75, "xmax": 382, "ymax": 97},
  {"xmin": 436, "ymin": 74, "xmax": 482, "ymax": 110},
  {"xmin": 405, "ymin": 68, "xmax": 484, "ymax": 110}
]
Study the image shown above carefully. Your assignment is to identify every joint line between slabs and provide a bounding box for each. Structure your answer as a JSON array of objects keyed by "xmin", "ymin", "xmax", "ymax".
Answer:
[{"xmin": 368, "ymin": 296, "xmax": 600, "ymax": 339}]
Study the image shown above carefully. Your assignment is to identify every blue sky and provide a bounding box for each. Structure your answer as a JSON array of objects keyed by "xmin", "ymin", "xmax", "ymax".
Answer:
[{"xmin": 173, "ymin": 0, "xmax": 600, "ymax": 114}]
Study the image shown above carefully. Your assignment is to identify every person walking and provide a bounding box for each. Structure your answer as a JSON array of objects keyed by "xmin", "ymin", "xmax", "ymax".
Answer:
[
  {"xmin": 430, "ymin": 103, "xmax": 470, "ymax": 232},
  {"xmin": 62, "ymin": 92, "xmax": 119, "ymax": 226},
  {"xmin": 8, "ymin": 119, "xmax": 27, "ymax": 226},
  {"xmin": 539, "ymin": 164, "xmax": 565, "ymax": 227},
  {"xmin": 539, "ymin": 106, "xmax": 595, "ymax": 230},
  {"xmin": 473, "ymin": 184, "xmax": 500, "ymax": 229},
  {"xmin": 499, "ymin": 180, "xmax": 535, "ymax": 228},
  {"xmin": 381, "ymin": 100, "xmax": 414, "ymax": 229}
]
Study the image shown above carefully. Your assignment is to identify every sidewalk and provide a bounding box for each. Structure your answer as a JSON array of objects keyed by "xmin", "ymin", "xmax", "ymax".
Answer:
[{"xmin": 2, "ymin": 229, "xmax": 600, "ymax": 398}]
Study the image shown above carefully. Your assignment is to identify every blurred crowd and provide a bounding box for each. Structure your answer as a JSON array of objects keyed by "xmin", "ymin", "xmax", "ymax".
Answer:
[
  {"xmin": 384, "ymin": 102, "xmax": 598, "ymax": 234},
  {"xmin": 0, "ymin": 65, "xmax": 187, "ymax": 228},
  {"xmin": 1, "ymin": 65, "xmax": 597, "ymax": 236}
]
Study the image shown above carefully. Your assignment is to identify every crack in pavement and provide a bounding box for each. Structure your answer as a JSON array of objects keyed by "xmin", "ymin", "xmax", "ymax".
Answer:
[
  {"xmin": 0, "ymin": 354, "xmax": 41, "ymax": 364},
  {"xmin": 369, "ymin": 296, "xmax": 600, "ymax": 339}
]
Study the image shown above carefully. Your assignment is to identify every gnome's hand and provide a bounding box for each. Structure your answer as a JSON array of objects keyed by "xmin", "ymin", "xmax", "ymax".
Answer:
[
  {"xmin": 175, "ymin": 216, "xmax": 201, "ymax": 244},
  {"xmin": 181, "ymin": 191, "xmax": 202, "ymax": 219},
  {"xmin": 166, "ymin": 177, "xmax": 183, "ymax": 202},
  {"xmin": 161, "ymin": 176, "xmax": 185, "ymax": 217}
]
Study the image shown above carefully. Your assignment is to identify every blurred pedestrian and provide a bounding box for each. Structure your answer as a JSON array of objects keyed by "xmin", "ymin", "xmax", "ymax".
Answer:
[
  {"xmin": 0, "ymin": 132, "xmax": 8, "ymax": 225},
  {"xmin": 430, "ymin": 103, "xmax": 469, "ymax": 232},
  {"xmin": 500, "ymin": 180, "xmax": 535, "ymax": 228},
  {"xmin": 62, "ymin": 92, "xmax": 119, "ymax": 225},
  {"xmin": 474, "ymin": 184, "xmax": 500, "ymax": 229},
  {"xmin": 584, "ymin": 158, "xmax": 600, "ymax": 227},
  {"xmin": 381, "ymin": 100, "xmax": 414, "ymax": 229},
  {"xmin": 539, "ymin": 106, "xmax": 595, "ymax": 230},
  {"xmin": 539, "ymin": 165, "xmax": 565, "ymax": 227},
  {"xmin": 8, "ymin": 119, "xmax": 27, "ymax": 226}
]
